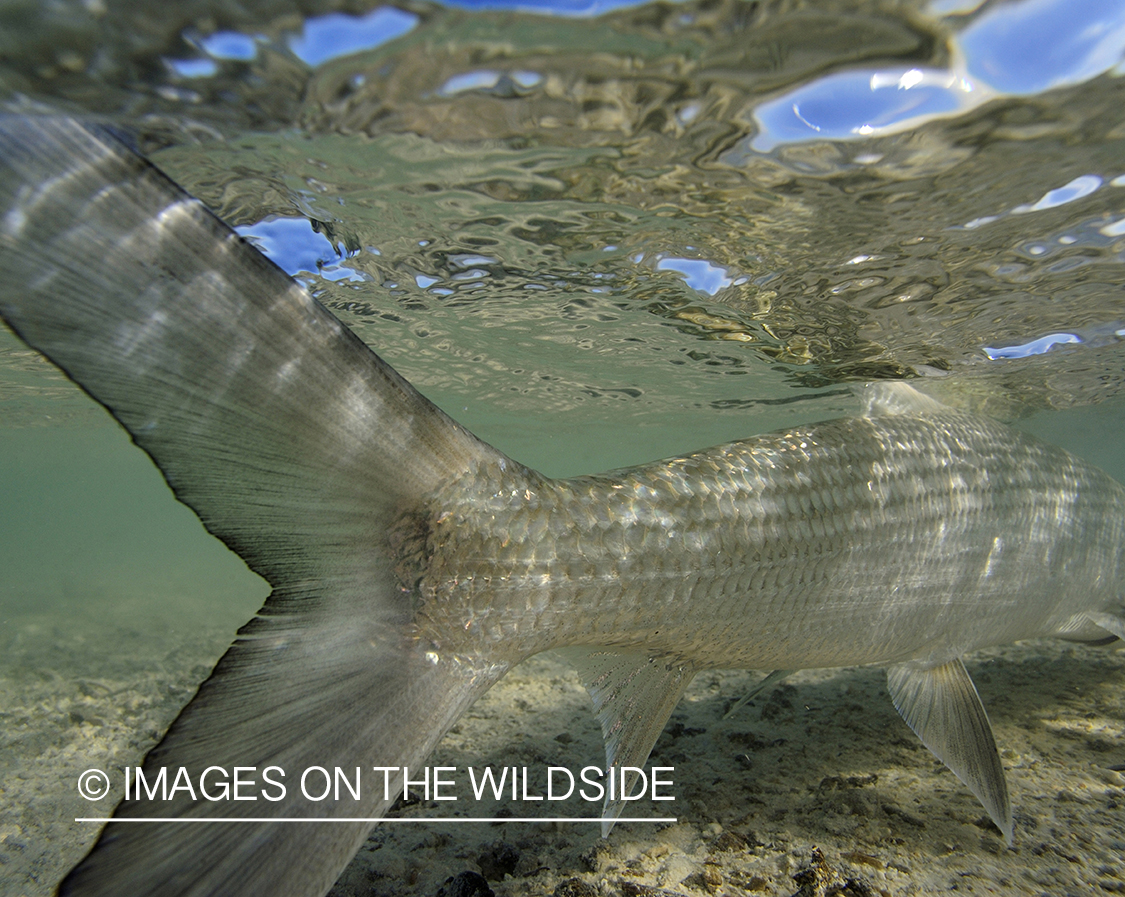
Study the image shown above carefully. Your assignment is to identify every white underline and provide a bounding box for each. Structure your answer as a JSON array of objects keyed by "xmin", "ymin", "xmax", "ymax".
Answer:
[{"xmin": 75, "ymin": 817, "xmax": 675, "ymax": 824}]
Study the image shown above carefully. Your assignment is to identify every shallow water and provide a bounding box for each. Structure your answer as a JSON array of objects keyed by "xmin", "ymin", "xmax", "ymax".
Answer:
[{"xmin": 2, "ymin": 0, "xmax": 1125, "ymax": 894}]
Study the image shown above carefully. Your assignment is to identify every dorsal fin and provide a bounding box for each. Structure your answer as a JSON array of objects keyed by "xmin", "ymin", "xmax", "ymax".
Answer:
[{"xmin": 858, "ymin": 381, "xmax": 949, "ymax": 417}]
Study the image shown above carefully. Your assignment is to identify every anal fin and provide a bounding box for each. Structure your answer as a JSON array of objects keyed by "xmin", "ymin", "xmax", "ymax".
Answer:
[
  {"xmin": 1087, "ymin": 611, "xmax": 1125, "ymax": 642},
  {"xmin": 559, "ymin": 648, "xmax": 694, "ymax": 836},
  {"xmin": 886, "ymin": 658, "xmax": 1013, "ymax": 845}
]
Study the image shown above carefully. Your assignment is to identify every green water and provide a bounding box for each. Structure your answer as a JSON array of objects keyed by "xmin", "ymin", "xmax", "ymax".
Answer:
[{"xmin": 2, "ymin": 0, "xmax": 1125, "ymax": 893}]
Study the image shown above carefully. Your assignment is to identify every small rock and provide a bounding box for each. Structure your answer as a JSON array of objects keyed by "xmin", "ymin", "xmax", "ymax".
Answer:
[
  {"xmin": 436, "ymin": 871, "xmax": 494, "ymax": 897},
  {"xmin": 817, "ymin": 774, "xmax": 877, "ymax": 792},
  {"xmin": 619, "ymin": 881, "xmax": 688, "ymax": 897},
  {"xmin": 789, "ymin": 848, "xmax": 884, "ymax": 897},
  {"xmin": 791, "ymin": 847, "xmax": 839, "ymax": 897},
  {"xmin": 554, "ymin": 878, "xmax": 598, "ymax": 897},
  {"xmin": 709, "ymin": 830, "xmax": 749, "ymax": 853},
  {"xmin": 700, "ymin": 865, "xmax": 723, "ymax": 893},
  {"xmin": 881, "ymin": 803, "xmax": 926, "ymax": 829},
  {"xmin": 579, "ymin": 840, "xmax": 609, "ymax": 872},
  {"xmin": 478, "ymin": 841, "xmax": 519, "ymax": 880}
]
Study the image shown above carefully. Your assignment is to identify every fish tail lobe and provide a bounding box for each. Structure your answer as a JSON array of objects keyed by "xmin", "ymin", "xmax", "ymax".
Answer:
[{"xmin": 0, "ymin": 115, "xmax": 512, "ymax": 896}]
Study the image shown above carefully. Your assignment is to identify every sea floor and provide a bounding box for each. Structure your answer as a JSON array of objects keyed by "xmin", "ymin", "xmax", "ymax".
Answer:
[{"xmin": 3, "ymin": 604, "xmax": 1123, "ymax": 897}]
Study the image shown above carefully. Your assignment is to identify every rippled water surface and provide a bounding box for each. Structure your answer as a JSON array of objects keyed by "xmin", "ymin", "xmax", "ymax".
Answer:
[
  {"xmin": 4, "ymin": 0, "xmax": 1125, "ymax": 441},
  {"xmin": 2, "ymin": 0, "xmax": 1125, "ymax": 894}
]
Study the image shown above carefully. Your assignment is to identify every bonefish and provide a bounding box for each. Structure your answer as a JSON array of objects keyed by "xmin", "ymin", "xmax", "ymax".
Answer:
[{"xmin": 1, "ymin": 116, "xmax": 1123, "ymax": 897}]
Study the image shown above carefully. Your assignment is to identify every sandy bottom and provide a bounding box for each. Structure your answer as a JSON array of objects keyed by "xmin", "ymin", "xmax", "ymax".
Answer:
[{"xmin": 2, "ymin": 606, "xmax": 1123, "ymax": 897}]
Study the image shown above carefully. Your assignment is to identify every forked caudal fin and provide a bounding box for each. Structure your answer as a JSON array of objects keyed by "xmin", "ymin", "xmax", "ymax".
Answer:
[{"xmin": 0, "ymin": 116, "xmax": 513, "ymax": 895}]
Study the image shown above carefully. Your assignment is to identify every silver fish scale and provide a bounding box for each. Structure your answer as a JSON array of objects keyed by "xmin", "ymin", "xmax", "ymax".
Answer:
[{"xmin": 413, "ymin": 408, "xmax": 1125, "ymax": 672}]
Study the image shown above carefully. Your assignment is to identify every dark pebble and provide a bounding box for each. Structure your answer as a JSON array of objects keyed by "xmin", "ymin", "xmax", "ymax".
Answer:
[
  {"xmin": 554, "ymin": 878, "xmax": 598, "ymax": 897},
  {"xmin": 478, "ymin": 841, "xmax": 519, "ymax": 880},
  {"xmin": 436, "ymin": 871, "xmax": 495, "ymax": 897}
]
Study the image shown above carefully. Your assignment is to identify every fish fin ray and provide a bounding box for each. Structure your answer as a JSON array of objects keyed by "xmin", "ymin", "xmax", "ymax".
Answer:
[
  {"xmin": 1087, "ymin": 612, "xmax": 1125, "ymax": 642},
  {"xmin": 0, "ymin": 115, "xmax": 504, "ymax": 587},
  {"xmin": 723, "ymin": 669, "xmax": 793, "ymax": 719},
  {"xmin": 62, "ymin": 606, "xmax": 507, "ymax": 895},
  {"xmin": 887, "ymin": 658, "xmax": 1013, "ymax": 846},
  {"xmin": 1, "ymin": 116, "xmax": 515, "ymax": 894},
  {"xmin": 559, "ymin": 648, "xmax": 694, "ymax": 836},
  {"xmin": 858, "ymin": 382, "xmax": 947, "ymax": 418}
]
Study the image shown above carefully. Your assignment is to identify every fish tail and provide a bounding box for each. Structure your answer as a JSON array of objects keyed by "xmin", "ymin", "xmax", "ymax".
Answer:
[{"xmin": 0, "ymin": 116, "xmax": 514, "ymax": 896}]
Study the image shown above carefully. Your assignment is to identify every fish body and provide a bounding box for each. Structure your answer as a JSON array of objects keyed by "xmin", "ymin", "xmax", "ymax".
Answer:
[
  {"xmin": 417, "ymin": 410, "xmax": 1125, "ymax": 670},
  {"xmin": 1, "ymin": 116, "xmax": 1123, "ymax": 896}
]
